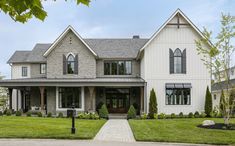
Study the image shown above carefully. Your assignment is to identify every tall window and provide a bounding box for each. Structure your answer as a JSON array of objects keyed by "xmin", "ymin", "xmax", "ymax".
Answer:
[
  {"xmin": 40, "ymin": 64, "xmax": 46, "ymax": 74},
  {"xmin": 22, "ymin": 67, "xmax": 28, "ymax": 77},
  {"xmin": 58, "ymin": 87, "xmax": 81, "ymax": 108},
  {"xmin": 104, "ymin": 61, "xmax": 132, "ymax": 75},
  {"xmin": 67, "ymin": 54, "xmax": 75, "ymax": 74},
  {"xmin": 166, "ymin": 88, "xmax": 191, "ymax": 105},
  {"xmin": 174, "ymin": 49, "xmax": 182, "ymax": 73}
]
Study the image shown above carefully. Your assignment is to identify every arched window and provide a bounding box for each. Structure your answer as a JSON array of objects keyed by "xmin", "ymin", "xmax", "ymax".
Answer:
[
  {"xmin": 174, "ymin": 49, "xmax": 182, "ymax": 73},
  {"xmin": 67, "ymin": 54, "xmax": 75, "ymax": 74}
]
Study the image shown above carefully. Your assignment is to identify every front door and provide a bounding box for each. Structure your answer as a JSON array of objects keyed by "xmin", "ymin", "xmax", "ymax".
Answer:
[{"xmin": 106, "ymin": 88, "xmax": 130, "ymax": 113}]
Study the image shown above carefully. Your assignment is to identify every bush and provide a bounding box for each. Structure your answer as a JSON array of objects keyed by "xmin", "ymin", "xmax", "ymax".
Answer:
[
  {"xmin": 26, "ymin": 111, "xmax": 32, "ymax": 117},
  {"xmin": 0, "ymin": 111, "xmax": 3, "ymax": 116},
  {"xmin": 199, "ymin": 112, "xmax": 206, "ymax": 118},
  {"xmin": 154, "ymin": 113, "xmax": 158, "ymax": 119},
  {"xmin": 171, "ymin": 113, "xmax": 176, "ymax": 119},
  {"xmin": 96, "ymin": 101, "xmax": 104, "ymax": 113},
  {"xmin": 47, "ymin": 112, "xmax": 52, "ymax": 117},
  {"xmin": 57, "ymin": 112, "xmax": 63, "ymax": 118},
  {"xmin": 158, "ymin": 113, "xmax": 166, "ymax": 119},
  {"xmin": 15, "ymin": 110, "xmax": 22, "ymax": 116},
  {"xmin": 194, "ymin": 111, "xmax": 200, "ymax": 118},
  {"xmin": 99, "ymin": 104, "xmax": 109, "ymax": 119},
  {"xmin": 37, "ymin": 112, "xmax": 42, "ymax": 117},
  {"xmin": 6, "ymin": 109, "xmax": 12, "ymax": 116},
  {"xmin": 140, "ymin": 113, "xmax": 148, "ymax": 119},
  {"xmin": 90, "ymin": 113, "xmax": 99, "ymax": 120},
  {"xmin": 188, "ymin": 112, "xmax": 194, "ymax": 118},
  {"xmin": 204, "ymin": 86, "xmax": 212, "ymax": 117},
  {"xmin": 148, "ymin": 89, "xmax": 158, "ymax": 119},
  {"xmin": 127, "ymin": 105, "xmax": 136, "ymax": 119},
  {"xmin": 216, "ymin": 112, "xmax": 223, "ymax": 118},
  {"xmin": 179, "ymin": 112, "xmax": 184, "ymax": 118}
]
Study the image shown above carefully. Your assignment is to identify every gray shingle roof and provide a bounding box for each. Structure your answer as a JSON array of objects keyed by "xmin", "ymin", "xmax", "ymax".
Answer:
[
  {"xmin": 7, "ymin": 39, "xmax": 148, "ymax": 63},
  {"xmin": 211, "ymin": 79, "xmax": 235, "ymax": 91}
]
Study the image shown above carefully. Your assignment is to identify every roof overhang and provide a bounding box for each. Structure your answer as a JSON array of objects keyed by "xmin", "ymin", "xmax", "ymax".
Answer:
[
  {"xmin": 43, "ymin": 25, "xmax": 98, "ymax": 58},
  {"xmin": 136, "ymin": 8, "xmax": 214, "ymax": 59},
  {"xmin": 0, "ymin": 78, "xmax": 145, "ymax": 88}
]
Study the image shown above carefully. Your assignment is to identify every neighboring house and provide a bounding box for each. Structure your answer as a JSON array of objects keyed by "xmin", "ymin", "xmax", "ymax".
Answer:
[
  {"xmin": 0, "ymin": 9, "xmax": 211, "ymax": 115},
  {"xmin": 212, "ymin": 66, "xmax": 235, "ymax": 109}
]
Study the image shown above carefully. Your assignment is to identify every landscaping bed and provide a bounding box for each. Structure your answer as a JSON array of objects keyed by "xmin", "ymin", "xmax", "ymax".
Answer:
[
  {"xmin": 129, "ymin": 118, "xmax": 235, "ymax": 145},
  {"xmin": 0, "ymin": 116, "xmax": 106, "ymax": 139}
]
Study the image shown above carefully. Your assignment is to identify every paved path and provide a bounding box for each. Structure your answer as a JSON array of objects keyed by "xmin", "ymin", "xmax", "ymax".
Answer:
[
  {"xmin": 94, "ymin": 119, "xmax": 135, "ymax": 142},
  {"xmin": 0, "ymin": 139, "xmax": 215, "ymax": 146}
]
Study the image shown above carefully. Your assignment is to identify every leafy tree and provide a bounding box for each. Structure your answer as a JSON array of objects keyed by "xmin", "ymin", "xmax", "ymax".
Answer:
[
  {"xmin": 0, "ymin": 0, "xmax": 91, "ymax": 23},
  {"xmin": 127, "ymin": 105, "xmax": 136, "ymax": 119},
  {"xmin": 148, "ymin": 88, "xmax": 158, "ymax": 119},
  {"xmin": 196, "ymin": 13, "xmax": 235, "ymax": 125},
  {"xmin": 0, "ymin": 73, "xmax": 8, "ymax": 111},
  {"xmin": 204, "ymin": 86, "xmax": 212, "ymax": 117}
]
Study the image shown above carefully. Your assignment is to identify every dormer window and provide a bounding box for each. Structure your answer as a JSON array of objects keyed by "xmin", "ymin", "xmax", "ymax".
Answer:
[{"xmin": 63, "ymin": 53, "xmax": 78, "ymax": 75}]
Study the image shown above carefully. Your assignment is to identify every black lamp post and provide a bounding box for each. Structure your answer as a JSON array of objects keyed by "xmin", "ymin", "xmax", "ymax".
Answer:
[{"xmin": 71, "ymin": 104, "xmax": 76, "ymax": 134}]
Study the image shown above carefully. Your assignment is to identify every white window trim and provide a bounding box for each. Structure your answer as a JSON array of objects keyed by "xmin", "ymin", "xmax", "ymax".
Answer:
[{"xmin": 56, "ymin": 86, "xmax": 85, "ymax": 111}]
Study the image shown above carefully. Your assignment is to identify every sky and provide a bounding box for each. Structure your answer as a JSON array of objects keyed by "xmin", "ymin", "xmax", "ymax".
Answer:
[{"xmin": 0, "ymin": 0, "xmax": 235, "ymax": 79}]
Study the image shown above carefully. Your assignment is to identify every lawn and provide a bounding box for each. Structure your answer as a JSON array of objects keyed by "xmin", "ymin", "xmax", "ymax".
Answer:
[
  {"xmin": 129, "ymin": 118, "xmax": 235, "ymax": 145},
  {"xmin": 0, "ymin": 116, "xmax": 106, "ymax": 139}
]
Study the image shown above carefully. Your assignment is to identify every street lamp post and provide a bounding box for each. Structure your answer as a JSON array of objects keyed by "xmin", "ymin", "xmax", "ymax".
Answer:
[{"xmin": 71, "ymin": 105, "xmax": 76, "ymax": 134}]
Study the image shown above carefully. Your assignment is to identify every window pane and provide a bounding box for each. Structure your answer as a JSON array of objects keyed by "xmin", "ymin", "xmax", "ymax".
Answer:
[
  {"xmin": 22, "ymin": 67, "xmax": 27, "ymax": 77},
  {"xmin": 67, "ymin": 55, "xmax": 75, "ymax": 74},
  {"xmin": 104, "ymin": 62, "xmax": 110, "ymax": 75},
  {"xmin": 40, "ymin": 64, "xmax": 46, "ymax": 74},
  {"xmin": 111, "ymin": 62, "xmax": 117, "ymax": 75},
  {"xmin": 59, "ymin": 87, "xmax": 81, "ymax": 108},
  {"xmin": 166, "ymin": 88, "xmax": 190, "ymax": 105},
  {"xmin": 118, "ymin": 61, "xmax": 125, "ymax": 75},
  {"xmin": 174, "ymin": 57, "xmax": 182, "ymax": 73},
  {"xmin": 125, "ymin": 61, "xmax": 132, "ymax": 75}
]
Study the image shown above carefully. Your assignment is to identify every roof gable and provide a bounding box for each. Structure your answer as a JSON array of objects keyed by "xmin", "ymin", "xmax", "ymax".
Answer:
[
  {"xmin": 137, "ymin": 9, "xmax": 213, "ymax": 58},
  {"xmin": 43, "ymin": 25, "xmax": 97, "ymax": 57}
]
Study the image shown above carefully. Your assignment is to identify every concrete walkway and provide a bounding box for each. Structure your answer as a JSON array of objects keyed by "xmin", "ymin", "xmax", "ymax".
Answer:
[
  {"xmin": 94, "ymin": 119, "xmax": 135, "ymax": 142},
  {"xmin": 0, "ymin": 139, "xmax": 215, "ymax": 146}
]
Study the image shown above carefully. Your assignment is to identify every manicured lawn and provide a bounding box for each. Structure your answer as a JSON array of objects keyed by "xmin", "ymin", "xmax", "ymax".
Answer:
[
  {"xmin": 129, "ymin": 118, "xmax": 235, "ymax": 145},
  {"xmin": 0, "ymin": 116, "xmax": 106, "ymax": 139}
]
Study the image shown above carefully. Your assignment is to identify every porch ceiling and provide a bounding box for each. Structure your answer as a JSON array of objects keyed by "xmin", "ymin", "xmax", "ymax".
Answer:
[{"xmin": 0, "ymin": 77, "xmax": 145, "ymax": 87}]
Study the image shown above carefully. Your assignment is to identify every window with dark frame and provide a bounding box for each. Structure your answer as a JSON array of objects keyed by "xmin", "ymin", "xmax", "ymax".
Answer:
[
  {"xmin": 104, "ymin": 60, "xmax": 132, "ymax": 75},
  {"xmin": 40, "ymin": 64, "xmax": 46, "ymax": 74},
  {"xmin": 67, "ymin": 54, "xmax": 75, "ymax": 74},
  {"xmin": 169, "ymin": 48, "xmax": 186, "ymax": 74},
  {"xmin": 58, "ymin": 87, "xmax": 81, "ymax": 108},
  {"xmin": 174, "ymin": 49, "xmax": 182, "ymax": 73},
  {"xmin": 22, "ymin": 67, "xmax": 28, "ymax": 77},
  {"xmin": 166, "ymin": 88, "xmax": 191, "ymax": 105}
]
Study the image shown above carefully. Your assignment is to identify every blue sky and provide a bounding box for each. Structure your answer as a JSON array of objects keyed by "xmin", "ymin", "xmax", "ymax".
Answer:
[{"xmin": 0, "ymin": 0, "xmax": 235, "ymax": 78}]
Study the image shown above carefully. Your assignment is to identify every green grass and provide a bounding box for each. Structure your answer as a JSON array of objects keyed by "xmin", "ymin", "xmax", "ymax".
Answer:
[
  {"xmin": 129, "ymin": 118, "xmax": 235, "ymax": 145},
  {"xmin": 0, "ymin": 116, "xmax": 106, "ymax": 139}
]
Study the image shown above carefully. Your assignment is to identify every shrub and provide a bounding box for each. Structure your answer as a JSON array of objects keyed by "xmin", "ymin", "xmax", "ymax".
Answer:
[
  {"xmin": 194, "ymin": 111, "xmax": 200, "ymax": 118},
  {"xmin": 216, "ymin": 112, "xmax": 223, "ymax": 118},
  {"xmin": 204, "ymin": 86, "xmax": 212, "ymax": 117},
  {"xmin": 154, "ymin": 113, "xmax": 158, "ymax": 119},
  {"xmin": 90, "ymin": 113, "xmax": 99, "ymax": 120},
  {"xmin": 6, "ymin": 109, "xmax": 12, "ymax": 116},
  {"xmin": 26, "ymin": 111, "xmax": 31, "ymax": 117},
  {"xmin": 0, "ymin": 111, "xmax": 3, "ymax": 116},
  {"xmin": 171, "ymin": 113, "xmax": 176, "ymax": 119},
  {"xmin": 47, "ymin": 112, "xmax": 52, "ymax": 117},
  {"xmin": 140, "ymin": 113, "xmax": 148, "ymax": 119},
  {"xmin": 15, "ymin": 110, "xmax": 22, "ymax": 116},
  {"xmin": 179, "ymin": 112, "xmax": 184, "ymax": 118},
  {"xmin": 57, "ymin": 112, "xmax": 63, "ymax": 118},
  {"xmin": 96, "ymin": 101, "xmax": 104, "ymax": 113},
  {"xmin": 148, "ymin": 88, "xmax": 158, "ymax": 119},
  {"xmin": 199, "ymin": 112, "xmax": 206, "ymax": 118},
  {"xmin": 127, "ymin": 105, "xmax": 136, "ymax": 119},
  {"xmin": 188, "ymin": 112, "xmax": 194, "ymax": 118},
  {"xmin": 99, "ymin": 104, "xmax": 109, "ymax": 119},
  {"xmin": 37, "ymin": 112, "xmax": 42, "ymax": 117},
  {"xmin": 158, "ymin": 113, "xmax": 166, "ymax": 119}
]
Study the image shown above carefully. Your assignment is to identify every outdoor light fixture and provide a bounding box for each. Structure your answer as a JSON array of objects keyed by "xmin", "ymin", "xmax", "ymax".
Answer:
[{"xmin": 68, "ymin": 104, "xmax": 76, "ymax": 134}]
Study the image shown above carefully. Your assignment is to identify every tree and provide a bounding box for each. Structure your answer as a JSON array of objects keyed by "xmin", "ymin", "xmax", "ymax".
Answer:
[
  {"xmin": 148, "ymin": 88, "xmax": 158, "ymax": 119},
  {"xmin": 0, "ymin": 0, "xmax": 91, "ymax": 23},
  {"xmin": 196, "ymin": 13, "xmax": 235, "ymax": 125},
  {"xmin": 0, "ymin": 73, "xmax": 8, "ymax": 111},
  {"xmin": 220, "ymin": 90, "xmax": 225, "ymax": 113},
  {"xmin": 127, "ymin": 105, "xmax": 136, "ymax": 119},
  {"xmin": 204, "ymin": 86, "xmax": 212, "ymax": 117}
]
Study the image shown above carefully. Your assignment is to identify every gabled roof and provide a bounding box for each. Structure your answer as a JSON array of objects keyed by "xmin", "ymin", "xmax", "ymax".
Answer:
[
  {"xmin": 137, "ymin": 8, "xmax": 213, "ymax": 58},
  {"xmin": 212, "ymin": 78, "xmax": 235, "ymax": 91},
  {"xmin": 43, "ymin": 25, "xmax": 98, "ymax": 57},
  {"xmin": 7, "ymin": 51, "xmax": 31, "ymax": 63}
]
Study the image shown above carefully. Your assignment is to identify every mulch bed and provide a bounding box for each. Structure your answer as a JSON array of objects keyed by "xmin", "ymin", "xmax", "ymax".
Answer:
[{"xmin": 198, "ymin": 123, "xmax": 235, "ymax": 130}]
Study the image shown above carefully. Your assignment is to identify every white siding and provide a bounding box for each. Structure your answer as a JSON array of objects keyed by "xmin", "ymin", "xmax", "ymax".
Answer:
[
  {"xmin": 11, "ymin": 64, "xmax": 31, "ymax": 79},
  {"xmin": 141, "ymin": 15, "xmax": 211, "ymax": 114}
]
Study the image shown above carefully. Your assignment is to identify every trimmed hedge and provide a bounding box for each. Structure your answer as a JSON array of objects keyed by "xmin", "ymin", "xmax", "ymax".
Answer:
[
  {"xmin": 99, "ymin": 104, "xmax": 109, "ymax": 119},
  {"xmin": 127, "ymin": 105, "xmax": 136, "ymax": 119}
]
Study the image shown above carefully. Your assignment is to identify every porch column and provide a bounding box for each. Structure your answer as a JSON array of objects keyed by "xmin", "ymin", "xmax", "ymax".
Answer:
[
  {"xmin": 39, "ymin": 87, "xmax": 45, "ymax": 113},
  {"xmin": 140, "ymin": 87, "xmax": 144, "ymax": 113},
  {"xmin": 8, "ymin": 88, "xmax": 12, "ymax": 109},
  {"xmin": 88, "ymin": 87, "xmax": 95, "ymax": 111}
]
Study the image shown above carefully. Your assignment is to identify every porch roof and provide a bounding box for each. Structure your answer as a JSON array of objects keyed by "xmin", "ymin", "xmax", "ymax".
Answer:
[{"xmin": 0, "ymin": 77, "xmax": 145, "ymax": 87}]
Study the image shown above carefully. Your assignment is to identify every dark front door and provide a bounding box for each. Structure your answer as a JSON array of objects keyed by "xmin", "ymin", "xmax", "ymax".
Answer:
[{"xmin": 106, "ymin": 88, "xmax": 130, "ymax": 113}]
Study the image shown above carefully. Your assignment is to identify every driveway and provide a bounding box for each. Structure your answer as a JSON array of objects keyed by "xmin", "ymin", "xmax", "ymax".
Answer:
[{"xmin": 0, "ymin": 139, "xmax": 215, "ymax": 146}]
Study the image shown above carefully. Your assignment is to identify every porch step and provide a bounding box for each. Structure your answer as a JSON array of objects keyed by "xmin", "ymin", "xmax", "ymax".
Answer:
[{"xmin": 109, "ymin": 114, "xmax": 127, "ymax": 119}]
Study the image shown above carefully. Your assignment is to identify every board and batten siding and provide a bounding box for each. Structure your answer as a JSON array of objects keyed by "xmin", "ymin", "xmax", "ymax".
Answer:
[{"xmin": 141, "ymin": 15, "xmax": 211, "ymax": 114}]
